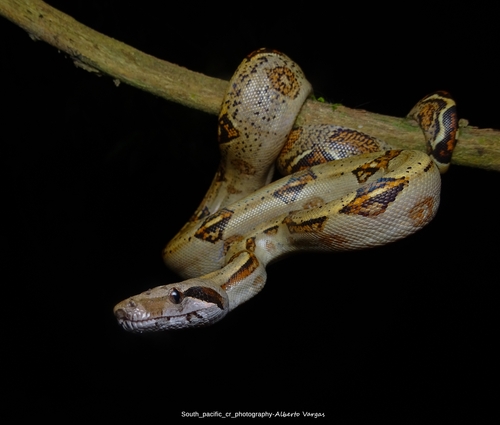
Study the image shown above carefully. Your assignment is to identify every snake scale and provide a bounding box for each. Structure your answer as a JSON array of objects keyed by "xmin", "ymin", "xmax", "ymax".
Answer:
[{"xmin": 114, "ymin": 48, "xmax": 458, "ymax": 332}]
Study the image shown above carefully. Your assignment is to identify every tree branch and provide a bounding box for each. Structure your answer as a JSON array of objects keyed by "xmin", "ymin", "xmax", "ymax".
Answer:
[{"xmin": 1, "ymin": 0, "xmax": 499, "ymax": 171}]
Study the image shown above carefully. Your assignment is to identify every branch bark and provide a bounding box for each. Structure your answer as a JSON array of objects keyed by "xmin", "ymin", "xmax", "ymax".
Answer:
[{"xmin": 1, "ymin": 0, "xmax": 499, "ymax": 171}]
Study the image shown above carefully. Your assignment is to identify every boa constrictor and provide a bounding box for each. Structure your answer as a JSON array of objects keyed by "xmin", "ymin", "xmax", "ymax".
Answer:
[{"xmin": 114, "ymin": 48, "xmax": 458, "ymax": 332}]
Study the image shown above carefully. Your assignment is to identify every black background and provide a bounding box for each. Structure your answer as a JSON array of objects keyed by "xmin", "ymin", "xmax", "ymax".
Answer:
[{"xmin": 2, "ymin": 2, "xmax": 498, "ymax": 422}]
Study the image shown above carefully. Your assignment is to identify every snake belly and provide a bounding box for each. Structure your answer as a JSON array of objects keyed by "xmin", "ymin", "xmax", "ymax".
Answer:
[{"xmin": 114, "ymin": 48, "xmax": 457, "ymax": 332}]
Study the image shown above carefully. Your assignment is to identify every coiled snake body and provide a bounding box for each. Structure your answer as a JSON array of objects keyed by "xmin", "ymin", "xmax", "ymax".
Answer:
[{"xmin": 114, "ymin": 49, "xmax": 458, "ymax": 332}]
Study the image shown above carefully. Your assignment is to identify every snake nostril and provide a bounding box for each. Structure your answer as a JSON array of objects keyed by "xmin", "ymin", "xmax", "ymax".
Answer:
[{"xmin": 114, "ymin": 309, "xmax": 126, "ymax": 319}]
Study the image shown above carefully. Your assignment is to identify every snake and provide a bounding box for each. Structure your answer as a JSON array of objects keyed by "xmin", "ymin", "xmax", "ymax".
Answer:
[{"xmin": 113, "ymin": 48, "xmax": 458, "ymax": 332}]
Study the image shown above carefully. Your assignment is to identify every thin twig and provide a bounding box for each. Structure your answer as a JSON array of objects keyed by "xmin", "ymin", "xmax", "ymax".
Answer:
[{"xmin": 1, "ymin": 0, "xmax": 499, "ymax": 171}]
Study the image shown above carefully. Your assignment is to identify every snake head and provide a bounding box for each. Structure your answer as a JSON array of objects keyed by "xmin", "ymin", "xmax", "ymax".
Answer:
[{"xmin": 113, "ymin": 280, "xmax": 230, "ymax": 332}]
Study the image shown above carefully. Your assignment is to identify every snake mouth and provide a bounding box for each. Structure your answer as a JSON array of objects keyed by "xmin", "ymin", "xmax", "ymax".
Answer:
[
  {"xmin": 114, "ymin": 308, "xmax": 212, "ymax": 332},
  {"xmin": 115, "ymin": 316, "xmax": 157, "ymax": 333}
]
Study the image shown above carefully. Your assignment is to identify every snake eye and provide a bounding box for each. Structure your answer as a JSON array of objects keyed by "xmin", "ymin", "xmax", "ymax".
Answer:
[{"xmin": 169, "ymin": 288, "xmax": 183, "ymax": 304}]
